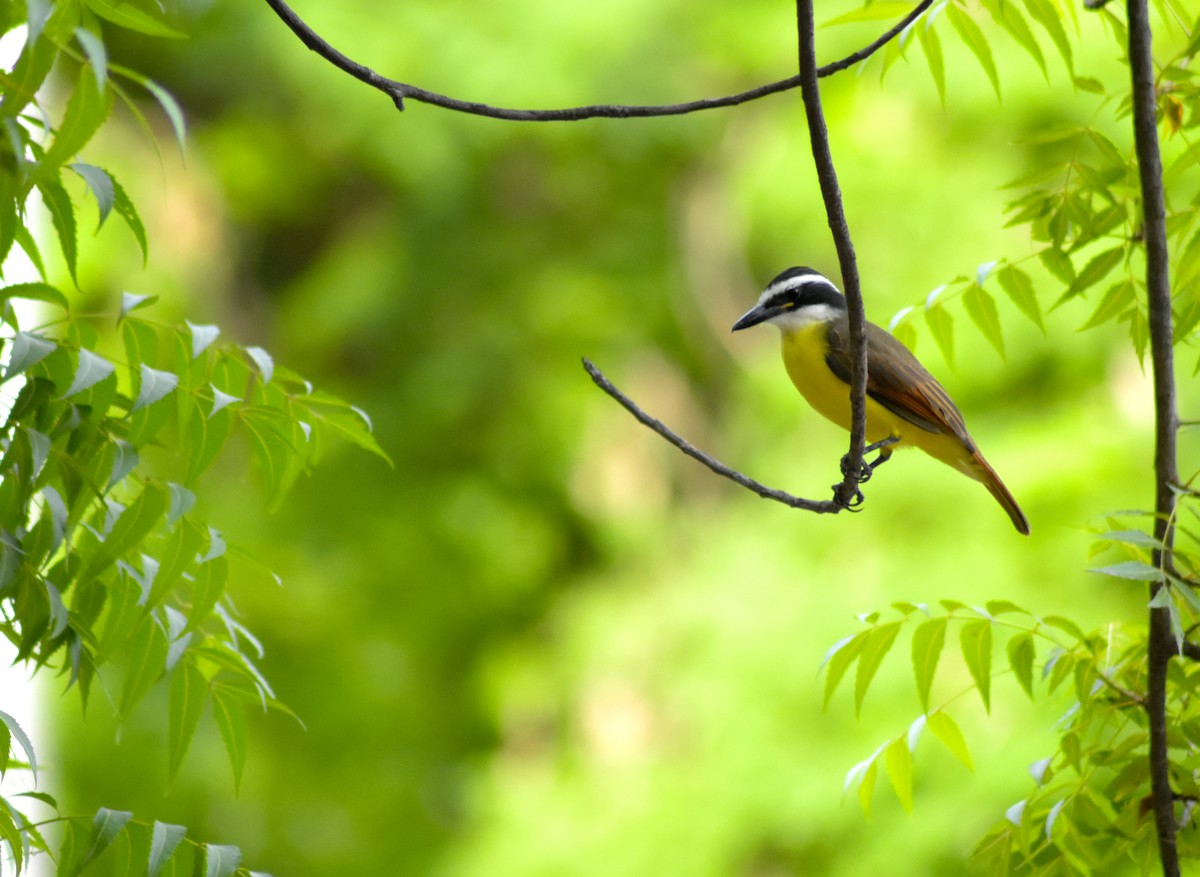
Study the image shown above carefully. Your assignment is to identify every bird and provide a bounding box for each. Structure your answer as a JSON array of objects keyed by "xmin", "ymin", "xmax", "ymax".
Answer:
[{"xmin": 732, "ymin": 266, "xmax": 1029, "ymax": 535}]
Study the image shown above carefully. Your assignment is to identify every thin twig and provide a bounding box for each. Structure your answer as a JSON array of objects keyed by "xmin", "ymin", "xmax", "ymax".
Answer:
[
  {"xmin": 1180, "ymin": 640, "xmax": 1200, "ymax": 663},
  {"xmin": 261, "ymin": 0, "xmax": 934, "ymax": 121},
  {"xmin": 582, "ymin": 359, "xmax": 842, "ymax": 514},
  {"xmin": 795, "ymin": 0, "xmax": 868, "ymax": 508},
  {"xmin": 1127, "ymin": 0, "xmax": 1180, "ymax": 869}
]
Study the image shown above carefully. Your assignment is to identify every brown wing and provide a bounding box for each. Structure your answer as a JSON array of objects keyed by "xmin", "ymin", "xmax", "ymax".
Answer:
[{"xmin": 824, "ymin": 316, "xmax": 974, "ymax": 447}]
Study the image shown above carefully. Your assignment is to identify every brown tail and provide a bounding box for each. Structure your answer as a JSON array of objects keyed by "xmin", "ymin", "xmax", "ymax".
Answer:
[{"xmin": 970, "ymin": 452, "xmax": 1030, "ymax": 535}]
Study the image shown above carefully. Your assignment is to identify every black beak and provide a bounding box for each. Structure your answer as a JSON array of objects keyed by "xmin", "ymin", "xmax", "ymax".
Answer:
[{"xmin": 732, "ymin": 303, "xmax": 773, "ymax": 332}]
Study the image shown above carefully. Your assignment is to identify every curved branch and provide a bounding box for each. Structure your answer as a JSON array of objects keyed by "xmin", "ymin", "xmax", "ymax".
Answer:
[
  {"xmin": 262, "ymin": 0, "xmax": 934, "ymax": 121},
  {"xmin": 795, "ymin": 0, "xmax": 868, "ymax": 508},
  {"xmin": 582, "ymin": 359, "xmax": 843, "ymax": 514}
]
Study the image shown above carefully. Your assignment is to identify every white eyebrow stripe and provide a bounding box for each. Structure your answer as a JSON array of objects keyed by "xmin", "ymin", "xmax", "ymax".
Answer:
[{"xmin": 759, "ymin": 273, "xmax": 841, "ymax": 304}]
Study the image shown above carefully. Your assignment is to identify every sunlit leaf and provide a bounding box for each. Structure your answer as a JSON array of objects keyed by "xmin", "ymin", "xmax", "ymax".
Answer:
[
  {"xmin": 924, "ymin": 302, "xmax": 955, "ymax": 368},
  {"xmin": 884, "ymin": 737, "xmax": 913, "ymax": 812},
  {"xmin": 963, "ymin": 284, "xmax": 1005, "ymax": 358},
  {"xmin": 245, "ymin": 345, "xmax": 274, "ymax": 384},
  {"xmin": 73, "ymin": 27, "xmax": 108, "ymax": 92},
  {"xmin": 0, "ymin": 710, "xmax": 37, "ymax": 782},
  {"xmin": 80, "ymin": 807, "xmax": 132, "ymax": 869},
  {"xmin": 1090, "ymin": 560, "xmax": 1164, "ymax": 581},
  {"xmin": 996, "ymin": 264, "xmax": 1044, "ymax": 331},
  {"xmin": 960, "ymin": 619, "xmax": 993, "ymax": 712},
  {"xmin": 147, "ymin": 822, "xmax": 187, "ymax": 877},
  {"xmin": 911, "ymin": 617, "xmax": 946, "ymax": 713},
  {"xmin": 188, "ymin": 322, "xmax": 220, "ymax": 358},
  {"xmin": 947, "ymin": 4, "xmax": 1001, "ymax": 98},
  {"xmin": 2, "ymin": 281, "xmax": 69, "ymax": 309},
  {"xmin": 64, "ymin": 348, "xmax": 115, "ymax": 398},
  {"xmin": 120, "ymin": 291, "xmax": 157, "ymax": 319},
  {"xmin": 132, "ymin": 364, "xmax": 179, "ymax": 411},
  {"xmin": 927, "ymin": 711, "xmax": 974, "ymax": 771},
  {"xmin": 1007, "ymin": 631, "xmax": 1035, "ymax": 699},
  {"xmin": 855, "ymin": 622, "xmax": 902, "ymax": 717},
  {"xmin": 3, "ymin": 331, "xmax": 55, "ymax": 381},
  {"xmin": 84, "ymin": 0, "xmax": 186, "ymax": 38}
]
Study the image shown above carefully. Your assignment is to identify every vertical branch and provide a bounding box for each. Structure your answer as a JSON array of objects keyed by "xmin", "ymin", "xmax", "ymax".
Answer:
[
  {"xmin": 794, "ymin": 0, "xmax": 868, "ymax": 506},
  {"xmin": 1127, "ymin": 0, "xmax": 1179, "ymax": 872}
]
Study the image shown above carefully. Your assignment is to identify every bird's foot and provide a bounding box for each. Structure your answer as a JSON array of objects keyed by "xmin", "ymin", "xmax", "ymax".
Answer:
[{"xmin": 839, "ymin": 437, "xmax": 899, "ymax": 484}]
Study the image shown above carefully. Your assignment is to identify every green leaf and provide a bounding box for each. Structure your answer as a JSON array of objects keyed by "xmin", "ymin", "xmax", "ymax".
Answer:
[
  {"xmin": 1097, "ymin": 529, "xmax": 1162, "ymax": 549},
  {"xmin": 963, "ymin": 284, "xmax": 1005, "ymax": 359},
  {"xmin": 996, "ymin": 264, "xmax": 1044, "ymax": 331},
  {"xmin": 64, "ymin": 348, "xmax": 116, "ymax": 398},
  {"xmin": 73, "ymin": 27, "xmax": 108, "ymax": 92},
  {"xmin": 1023, "ymin": 0, "xmax": 1073, "ymax": 74},
  {"xmin": 1041, "ymin": 614, "xmax": 1085, "ymax": 642},
  {"xmin": 855, "ymin": 622, "xmax": 902, "ymax": 717},
  {"xmin": 1007, "ymin": 631, "xmax": 1035, "ymax": 699},
  {"xmin": 959, "ymin": 619, "xmax": 993, "ymax": 712},
  {"xmin": 119, "ymin": 616, "xmax": 168, "ymax": 718},
  {"xmin": 197, "ymin": 843, "xmax": 242, "ymax": 877},
  {"xmin": 70, "ymin": 160, "xmax": 114, "ymax": 224},
  {"xmin": 81, "ymin": 807, "xmax": 132, "ymax": 869},
  {"xmin": 132, "ymin": 363, "xmax": 179, "ymax": 411},
  {"xmin": 823, "ymin": 631, "xmax": 868, "ymax": 708},
  {"xmin": 55, "ymin": 817, "xmax": 87, "ymax": 877},
  {"xmin": 147, "ymin": 822, "xmax": 187, "ymax": 877},
  {"xmin": 110, "ymin": 172, "xmax": 147, "ymax": 262},
  {"xmin": 927, "ymin": 710, "xmax": 974, "ymax": 770},
  {"xmin": 37, "ymin": 72, "xmax": 111, "ymax": 181},
  {"xmin": 3, "ymin": 26, "xmax": 57, "ymax": 118},
  {"xmin": 884, "ymin": 736, "xmax": 914, "ymax": 812},
  {"xmin": 186, "ymin": 556, "xmax": 229, "ymax": 632},
  {"xmin": 245, "ymin": 345, "xmax": 274, "ymax": 384},
  {"xmin": 1065, "ymin": 245, "xmax": 1125, "ymax": 298},
  {"xmin": 299, "ymin": 393, "xmax": 392, "ymax": 464},
  {"xmin": 168, "ymin": 662, "xmax": 207, "ymax": 781},
  {"xmin": 188, "ymin": 322, "xmax": 220, "ymax": 358},
  {"xmin": 924, "ymin": 302, "xmax": 955, "ymax": 368},
  {"xmin": 211, "ymin": 686, "xmax": 248, "ymax": 791},
  {"xmin": 120, "ymin": 291, "xmax": 157, "ymax": 320},
  {"xmin": 1079, "ymin": 279, "xmax": 1135, "ymax": 331},
  {"xmin": 2, "ymin": 281, "xmax": 69, "ymax": 309},
  {"xmin": 0, "ymin": 710, "xmax": 37, "ymax": 782},
  {"xmin": 947, "ymin": 4, "xmax": 1001, "ymax": 98},
  {"xmin": 83, "ymin": 0, "xmax": 186, "ymax": 38},
  {"xmin": 982, "ymin": 0, "xmax": 1046, "ymax": 78},
  {"xmin": 83, "ymin": 482, "xmax": 170, "ymax": 583},
  {"xmin": 1039, "ymin": 247, "xmax": 1075, "ymax": 285},
  {"xmin": 36, "ymin": 176, "xmax": 79, "ymax": 285},
  {"xmin": 911, "ymin": 617, "xmax": 946, "ymax": 713},
  {"xmin": 2, "ymin": 331, "xmax": 55, "ymax": 380},
  {"xmin": 915, "ymin": 18, "xmax": 945, "ymax": 105},
  {"xmin": 1090, "ymin": 560, "xmax": 1164, "ymax": 581}
]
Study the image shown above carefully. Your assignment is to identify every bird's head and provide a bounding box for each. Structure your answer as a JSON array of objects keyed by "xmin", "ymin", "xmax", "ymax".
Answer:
[{"xmin": 731, "ymin": 266, "xmax": 846, "ymax": 333}]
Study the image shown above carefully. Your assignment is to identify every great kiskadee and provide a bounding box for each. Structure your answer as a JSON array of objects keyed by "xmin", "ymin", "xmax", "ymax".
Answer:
[{"xmin": 732, "ymin": 266, "xmax": 1029, "ymax": 535}]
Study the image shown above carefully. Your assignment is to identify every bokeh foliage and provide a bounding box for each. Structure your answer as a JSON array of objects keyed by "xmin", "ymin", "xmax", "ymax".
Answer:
[{"xmin": 1, "ymin": 0, "xmax": 1199, "ymax": 875}]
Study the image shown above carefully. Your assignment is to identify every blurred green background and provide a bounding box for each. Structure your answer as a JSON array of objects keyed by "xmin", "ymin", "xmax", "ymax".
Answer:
[{"xmin": 46, "ymin": 1, "xmax": 1199, "ymax": 874}]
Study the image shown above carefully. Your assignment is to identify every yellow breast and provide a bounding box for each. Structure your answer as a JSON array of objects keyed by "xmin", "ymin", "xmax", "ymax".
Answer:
[{"xmin": 779, "ymin": 322, "xmax": 910, "ymax": 446}]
